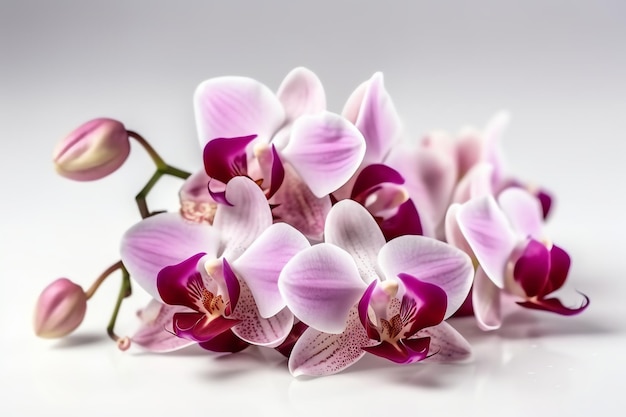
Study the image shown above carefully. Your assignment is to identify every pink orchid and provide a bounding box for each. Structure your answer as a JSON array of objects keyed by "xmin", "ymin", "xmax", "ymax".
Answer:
[
  {"xmin": 448, "ymin": 186, "xmax": 588, "ymax": 331},
  {"xmin": 195, "ymin": 67, "xmax": 366, "ymax": 240},
  {"xmin": 121, "ymin": 176, "xmax": 310, "ymax": 349},
  {"xmin": 278, "ymin": 200, "xmax": 473, "ymax": 376},
  {"xmin": 453, "ymin": 111, "xmax": 553, "ymax": 218}
]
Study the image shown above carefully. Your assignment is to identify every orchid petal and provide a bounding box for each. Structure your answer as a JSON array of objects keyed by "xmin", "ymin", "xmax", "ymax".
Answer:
[
  {"xmin": 452, "ymin": 163, "xmax": 494, "ymax": 204},
  {"xmin": 270, "ymin": 163, "xmax": 331, "ymax": 241},
  {"xmin": 417, "ymin": 321, "xmax": 472, "ymax": 362},
  {"xmin": 120, "ymin": 213, "xmax": 219, "ymax": 300},
  {"xmin": 379, "ymin": 235, "xmax": 474, "ymax": 319},
  {"xmin": 482, "ymin": 110, "xmax": 510, "ymax": 186},
  {"xmin": 131, "ymin": 300, "xmax": 196, "ymax": 352},
  {"xmin": 231, "ymin": 280, "xmax": 294, "ymax": 347},
  {"xmin": 277, "ymin": 67, "xmax": 326, "ymax": 121},
  {"xmin": 288, "ymin": 308, "xmax": 375, "ymax": 377},
  {"xmin": 325, "ymin": 200, "xmax": 385, "ymax": 284},
  {"xmin": 472, "ymin": 266, "xmax": 502, "ymax": 331},
  {"xmin": 379, "ymin": 199, "xmax": 423, "ymax": 241},
  {"xmin": 396, "ymin": 273, "xmax": 447, "ymax": 337},
  {"xmin": 233, "ymin": 223, "xmax": 310, "ymax": 318},
  {"xmin": 275, "ymin": 321, "xmax": 309, "ymax": 358},
  {"xmin": 362, "ymin": 337, "xmax": 430, "ymax": 364},
  {"xmin": 173, "ymin": 312, "xmax": 241, "ymax": 343},
  {"xmin": 281, "ymin": 111, "xmax": 366, "ymax": 197},
  {"xmin": 221, "ymin": 258, "xmax": 240, "ymax": 313},
  {"xmin": 537, "ymin": 188, "xmax": 553, "ymax": 219},
  {"xmin": 517, "ymin": 295, "xmax": 590, "ymax": 316},
  {"xmin": 212, "ymin": 176, "xmax": 273, "ymax": 260},
  {"xmin": 157, "ymin": 253, "xmax": 207, "ymax": 309},
  {"xmin": 357, "ymin": 281, "xmax": 380, "ymax": 340},
  {"xmin": 194, "ymin": 76, "xmax": 285, "ymax": 146},
  {"xmin": 456, "ymin": 195, "xmax": 517, "ymax": 288},
  {"xmin": 279, "ymin": 243, "xmax": 367, "ymax": 334},
  {"xmin": 350, "ymin": 163, "xmax": 405, "ymax": 201},
  {"xmin": 202, "ymin": 135, "xmax": 256, "ymax": 184},
  {"xmin": 444, "ymin": 204, "xmax": 473, "ymax": 256},
  {"xmin": 198, "ymin": 330, "xmax": 249, "ymax": 353},
  {"xmin": 456, "ymin": 126, "xmax": 483, "ymax": 178},
  {"xmin": 543, "ymin": 244, "xmax": 570, "ymax": 295},
  {"xmin": 513, "ymin": 239, "xmax": 550, "ymax": 298},
  {"xmin": 498, "ymin": 187, "xmax": 544, "ymax": 239},
  {"xmin": 341, "ymin": 79, "xmax": 367, "ymax": 124},
  {"xmin": 354, "ymin": 73, "xmax": 402, "ymax": 164}
]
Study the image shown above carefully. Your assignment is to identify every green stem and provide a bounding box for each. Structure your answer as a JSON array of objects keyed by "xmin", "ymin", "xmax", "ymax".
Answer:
[
  {"xmin": 107, "ymin": 265, "xmax": 132, "ymax": 344},
  {"xmin": 128, "ymin": 130, "xmax": 192, "ymax": 218},
  {"xmin": 84, "ymin": 261, "xmax": 124, "ymax": 300}
]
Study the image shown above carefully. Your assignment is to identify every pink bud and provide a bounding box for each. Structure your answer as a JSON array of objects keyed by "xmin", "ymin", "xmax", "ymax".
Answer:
[
  {"xmin": 53, "ymin": 118, "xmax": 130, "ymax": 181},
  {"xmin": 34, "ymin": 278, "xmax": 88, "ymax": 339}
]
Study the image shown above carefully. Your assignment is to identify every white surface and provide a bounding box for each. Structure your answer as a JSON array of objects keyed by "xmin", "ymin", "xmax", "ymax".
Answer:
[{"xmin": 1, "ymin": 1, "xmax": 625, "ymax": 416}]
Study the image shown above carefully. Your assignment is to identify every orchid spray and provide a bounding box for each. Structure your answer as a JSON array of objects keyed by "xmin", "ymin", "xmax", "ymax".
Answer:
[{"xmin": 35, "ymin": 67, "xmax": 588, "ymax": 377}]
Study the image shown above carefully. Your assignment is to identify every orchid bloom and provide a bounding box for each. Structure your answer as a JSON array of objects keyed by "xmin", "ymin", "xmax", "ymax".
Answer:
[
  {"xmin": 453, "ymin": 111, "xmax": 553, "ymax": 218},
  {"xmin": 448, "ymin": 186, "xmax": 588, "ymax": 331},
  {"xmin": 195, "ymin": 67, "xmax": 366, "ymax": 240},
  {"xmin": 278, "ymin": 200, "xmax": 473, "ymax": 376},
  {"xmin": 121, "ymin": 176, "xmax": 310, "ymax": 350}
]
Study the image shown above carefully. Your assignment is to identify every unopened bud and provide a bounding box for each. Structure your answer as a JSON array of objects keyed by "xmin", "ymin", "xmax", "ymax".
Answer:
[
  {"xmin": 53, "ymin": 118, "xmax": 130, "ymax": 181},
  {"xmin": 34, "ymin": 278, "xmax": 87, "ymax": 339}
]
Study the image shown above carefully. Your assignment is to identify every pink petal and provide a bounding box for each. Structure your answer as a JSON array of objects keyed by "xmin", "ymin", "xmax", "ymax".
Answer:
[
  {"xmin": 452, "ymin": 163, "xmax": 494, "ymax": 204},
  {"xmin": 269, "ymin": 163, "xmax": 331, "ymax": 241},
  {"xmin": 472, "ymin": 266, "xmax": 502, "ymax": 331},
  {"xmin": 456, "ymin": 126, "xmax": 483, "ymax": 178},
  {"xmin": 497, "ymin": 187, "xmax": 544, "ymax": 239},
  {"xmin": 131, "ymin": 300, "xmax": 196, "ymax": 352},
  {"xmin": 325, "ymin": 200, "xmax": 385, "ymax": 284},
  {"xmin": 281, "ymin": 111, "xmax": 366, "ymax": 197},
  {"xmin": 456, "ymin": 195, "xmax": 517, "ymax": 288},
  {"xmin": 341, "ymin": 79, "xmax": 367, "ymax": 124},
  {"xmin": 417, "ymin": 321, "xmax": 472, "ymax": 363},
  {"xmin": 212, "ymin": 176, "xmax": 273, "ymax": 260},
  {"xmin": 278, "ymin": 243, "xmax": 367, "ymax": 334},
  {"xmin": 232, "ymin": 223, "xmax": 310, "ymax": 318},
  {"xmin": 231, "ymin": 280, "xmax": 294, "ymax": 347},
  {"xmin": 363, "ymin": 338, "xmax": 430, "ymax": 364},
  {"xmin": 198, "ymin": 330, "xmax": 249, "ymax": 353},
  {"xmin": 444, "ymin": 204, "xmax": 473, "ymax": 256},
  {"xmin": 482, "ymin": 111, "xmax": 510, "ymax": 187},
  {"xmin": 120, "ymin": 213, "xmax": 220, "ymax": 300},
  {"xmin": 288, "ymin": 308, "xmax": 376, "ymax": 377},
  {"xmin": 193, "ymin": 76, "xmax": 285, "ymax": 146},
  {"xmin": 353, "ymin": 72, "xmax": 402, "ymax": 165},
  {"xmin": 276, "ymin": 67, "xmax": 326, "ymax": 121},
  {"xmin": 378, "ymin": 235, "xmax": 474, "ymax": 319}
]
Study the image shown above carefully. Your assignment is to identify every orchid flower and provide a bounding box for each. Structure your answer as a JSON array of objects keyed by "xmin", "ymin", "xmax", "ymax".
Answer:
[
  {"xmin": 195, "ymin": 67, "xmax": 366, "ymax": 240},
  {"xmin": 278, "ymin": 200, "xmax": 473, "ymax": 376},
  {"xmin": 121, "ymin": 176, "xmax": 310, "ymax": 349},
  {"xmin": 453, "ymin": 111, "xmax": 553, "ymax": 218},
  {"xmin": 447, "ymin": 186, "xmax": 589, "ymax": 331}
]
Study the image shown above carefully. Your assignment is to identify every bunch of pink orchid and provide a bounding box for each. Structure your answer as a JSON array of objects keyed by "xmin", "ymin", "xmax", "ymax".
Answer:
[{"xmin": 34, "ymin": 67, "xmax": 588, "ymax": 377}]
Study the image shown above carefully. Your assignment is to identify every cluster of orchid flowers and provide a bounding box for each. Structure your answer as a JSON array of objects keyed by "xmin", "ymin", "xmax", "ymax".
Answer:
[{"xmin": 34, "ymin": 67, "xmax": 588, "ymax": 377}]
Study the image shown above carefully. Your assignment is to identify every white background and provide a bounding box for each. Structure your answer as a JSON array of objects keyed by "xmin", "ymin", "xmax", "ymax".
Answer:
[{"xmin": 1, "ymin": 1, "xmax": 625, "ymax": 415}]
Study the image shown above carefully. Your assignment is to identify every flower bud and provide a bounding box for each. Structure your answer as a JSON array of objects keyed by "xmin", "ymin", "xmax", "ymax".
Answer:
[
  {"xmin": 34, "ymin": 278, "xmax": 88, "ymax": 339},
  {"xmin": 53, "ymin": 118, "xmax": 130, "ymax": 181}
]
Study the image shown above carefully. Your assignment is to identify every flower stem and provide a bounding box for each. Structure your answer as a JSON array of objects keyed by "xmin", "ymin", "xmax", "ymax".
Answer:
[
  {"xmin": 107, "ymin": 264, "xmax": 132, "ymax": 345},
  {"xmin": 127, "ymin": 130, "xmax": 192, "ymax": 218},
  {"xmin": 85, "ymin": 261, "xmax": 124, "ymax": 300}
]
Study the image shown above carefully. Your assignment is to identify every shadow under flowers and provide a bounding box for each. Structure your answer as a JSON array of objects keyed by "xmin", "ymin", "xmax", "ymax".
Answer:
[{"xmin": 51, "ymin": 331, "xmax": 107, "ymax": 349}]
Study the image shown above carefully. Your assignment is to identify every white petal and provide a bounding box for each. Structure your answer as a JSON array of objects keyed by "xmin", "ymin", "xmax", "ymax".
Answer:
[
  {"xmin": 278, "ymin": 243, "xmax": 367, "ymax": 334},
  {"xmin": 324, "ymin": 200, "xmax": 385, "ymax": 284},
  {"xmin": 378, "ymin": 235, "xmax": 474, "ymax": 319},
  {"xmin": 497, "ymin": 187, "xmax": 544, "ymax": 239},
  {"xmin": 212, "ymin": 176, "xmax": 272, "ymax": 260},
  {"xmin": 472, "ymin": 266, "xmax": 502, "ymax": 331},
  {"xmin": 233, "ymin": 223, "xmax": 310, "ymax": 318},
  {"xmin": 120, "ymin": 213, "xmax": 219, "ymax": 300},
  {"xmin": 281, "ymin": 111, "xmax": 366, "ymax": 197},
  {"xmin": 277, "ymin": 67, "xmax": 326, "ymax": 121},
  {"xmin": 194, "ymin": 76, "xmax": 285, "ymax": 146},
  {"xmin": 456, "ymin": 195, "xmax": 517, "ymax": 288}
]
